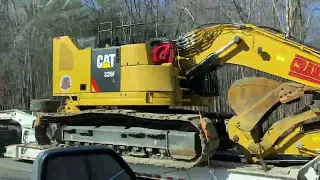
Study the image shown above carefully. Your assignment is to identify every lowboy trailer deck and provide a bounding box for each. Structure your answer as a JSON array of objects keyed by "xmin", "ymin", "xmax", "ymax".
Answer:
[{"xmin": 4, "ymin": 143, "xmax": 320, "ymax": 180}]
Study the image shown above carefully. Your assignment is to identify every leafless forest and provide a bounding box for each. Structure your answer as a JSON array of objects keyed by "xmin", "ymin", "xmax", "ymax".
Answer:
[{"xmin": 0, "ymin": 0, "xmax": 319, "ymax": 114}]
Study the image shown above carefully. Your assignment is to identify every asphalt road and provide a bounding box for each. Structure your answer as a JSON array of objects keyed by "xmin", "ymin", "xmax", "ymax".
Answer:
[{"xmin": 0, "ymin": 157, "xmax": 33, "ymax": 180}]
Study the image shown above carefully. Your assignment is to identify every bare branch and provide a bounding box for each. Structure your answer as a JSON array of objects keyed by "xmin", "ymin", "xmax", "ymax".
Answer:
[{"xmin": 183, "ymin": 7, "xmax": 195, "ymax": 22}]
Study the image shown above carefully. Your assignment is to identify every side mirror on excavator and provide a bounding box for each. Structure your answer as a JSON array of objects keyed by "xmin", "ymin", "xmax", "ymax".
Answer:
[{"xmin": 30, "ymin": 146, "xmax": 137, "ymax": 180}]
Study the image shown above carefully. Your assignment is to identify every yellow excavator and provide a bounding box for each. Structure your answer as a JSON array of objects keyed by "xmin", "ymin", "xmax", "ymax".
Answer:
[{"xmin": 33, "ymin": 23, "xmax": 320, "ymax": 168}]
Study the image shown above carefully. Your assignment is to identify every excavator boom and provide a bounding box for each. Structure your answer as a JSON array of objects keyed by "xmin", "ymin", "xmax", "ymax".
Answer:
[
  {"xmin": 176, "ymin": 24, "xmax": 320, "ymax": 87},
  {"xmin": 173, "ymin": 23, "xmax": 320, "ymax": 163}
]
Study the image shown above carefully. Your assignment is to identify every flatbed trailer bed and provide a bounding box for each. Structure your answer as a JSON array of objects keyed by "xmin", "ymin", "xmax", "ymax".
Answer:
[{"xmin": 4, "ymin": 143, "xmax": 320, "ymax": 180}]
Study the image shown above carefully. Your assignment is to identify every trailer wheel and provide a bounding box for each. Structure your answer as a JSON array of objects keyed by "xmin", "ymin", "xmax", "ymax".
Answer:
[{"xmin": 0, "ymin": 127, "xmax": 21, "ymax": 155}]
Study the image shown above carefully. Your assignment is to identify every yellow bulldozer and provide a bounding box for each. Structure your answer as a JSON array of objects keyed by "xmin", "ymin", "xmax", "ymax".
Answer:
[{"xmin": 33, "ymin": 22, "xmax": 320, "ymax": 168}]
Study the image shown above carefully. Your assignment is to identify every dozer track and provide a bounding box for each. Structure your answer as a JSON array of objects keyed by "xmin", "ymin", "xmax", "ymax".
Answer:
[{"xmin": 34, "ymin": 109, "xmax": 221, "ymax": 168}]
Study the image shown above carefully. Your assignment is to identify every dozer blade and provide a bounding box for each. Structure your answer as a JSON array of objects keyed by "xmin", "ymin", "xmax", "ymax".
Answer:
[
  {"xmin": 227, "ymin": 77, "xmax": 314, "ymax": 132},
  {"xmin": 227, "ymin": 77, "xmax": 320, "ymax": 163},
  {"xmin": 34, "ymin": 109, "xmax": 220, "ymax": 169},
  {"xmin": 227, "ymin": 77, "xmax": 281, "ymax": 115}
]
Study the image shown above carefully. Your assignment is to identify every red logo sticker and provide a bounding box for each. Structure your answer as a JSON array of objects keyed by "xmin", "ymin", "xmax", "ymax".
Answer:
[{"xmin": 289, "ymin": 55, "xmax": 320, "ymax": 85}]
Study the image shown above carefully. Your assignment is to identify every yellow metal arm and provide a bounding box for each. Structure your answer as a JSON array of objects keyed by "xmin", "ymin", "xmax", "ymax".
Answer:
[
  {"xmin": 227, "ymin": 77, "xmax": 319, "ymax": 162},
  {"xmin": 177, "ymin": 24, "xmax": 320, "ymax": 88}
]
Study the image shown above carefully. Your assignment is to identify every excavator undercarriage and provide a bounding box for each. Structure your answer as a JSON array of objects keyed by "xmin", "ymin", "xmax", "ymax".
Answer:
[
  {"xmin": 33, "ymin": 23, "xmax": 320, "ymax": 169},
  {"xmin": 34, "ymin": 108, "xmax": 224, "ymax": 168}
]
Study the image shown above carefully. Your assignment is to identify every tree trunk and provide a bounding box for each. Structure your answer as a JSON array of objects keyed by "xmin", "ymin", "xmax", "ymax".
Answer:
[{"xmin": 286, "ymin": 0, "xmax": 303, "ymax": 40}]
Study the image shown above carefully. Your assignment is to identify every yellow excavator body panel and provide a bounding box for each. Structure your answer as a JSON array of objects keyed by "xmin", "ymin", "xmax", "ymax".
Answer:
[
  {"xmin": 52, "ymin": 36, "xmax": 187, "ymax": 107},
  {"xmin": 52, "ymin": 37, "xmax": 91, "ymax": 95}
]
